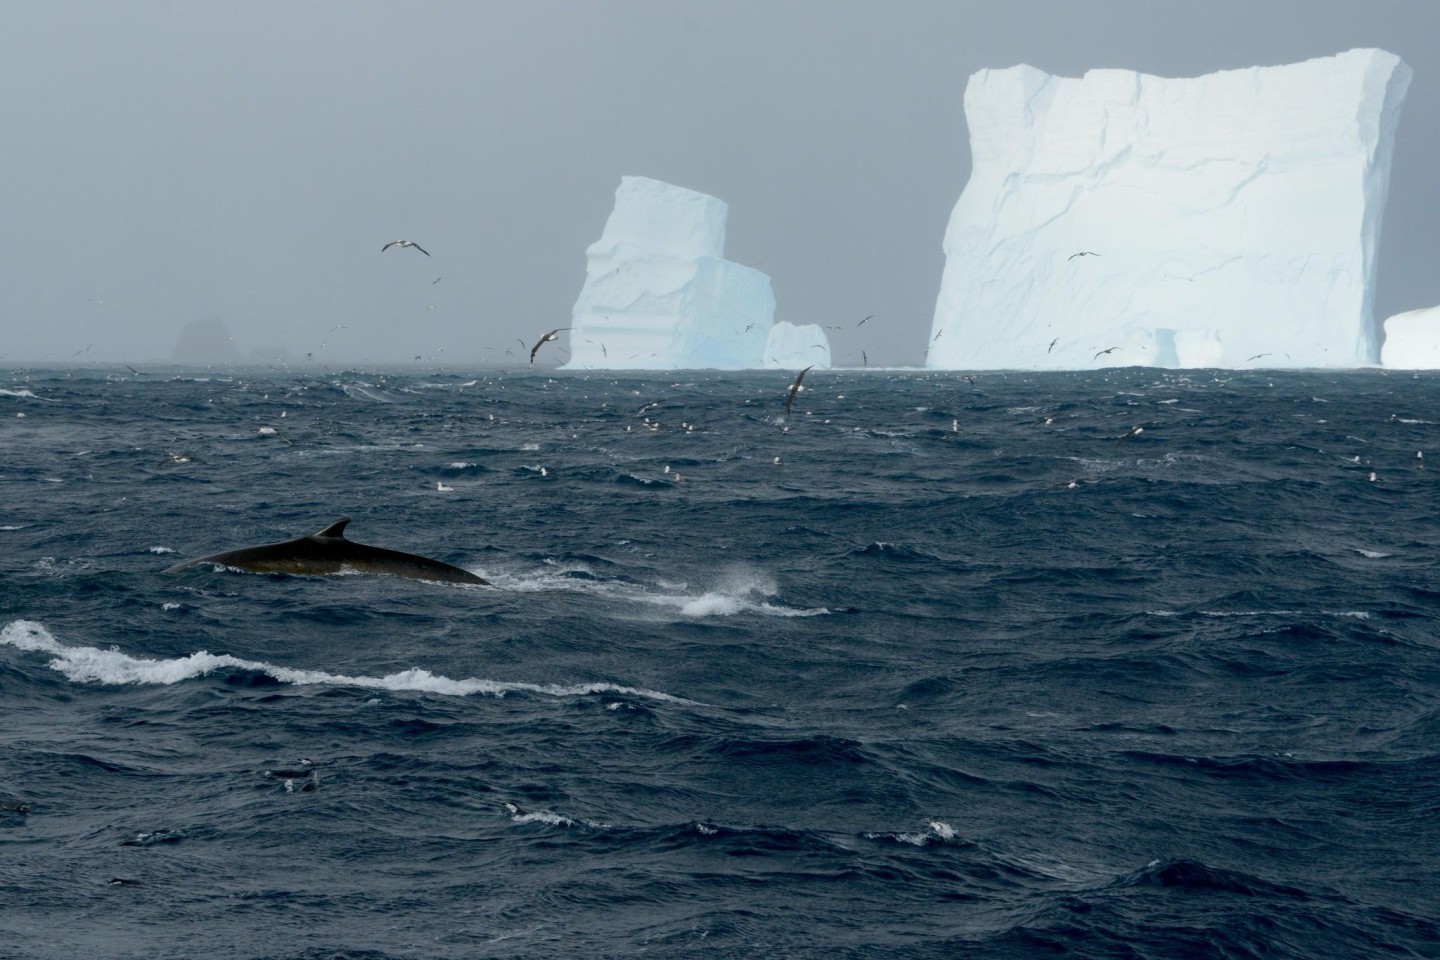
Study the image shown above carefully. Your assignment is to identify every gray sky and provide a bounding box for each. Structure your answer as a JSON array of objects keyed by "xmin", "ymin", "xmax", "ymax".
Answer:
[{"xmin": 4, "ymin": 1, "xmax": 1438, "ymax": 367}]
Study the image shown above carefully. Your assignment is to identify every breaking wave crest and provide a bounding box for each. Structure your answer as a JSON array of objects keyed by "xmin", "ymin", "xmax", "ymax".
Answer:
[{"xmin": 0, "ymin": 620, "xmax": 696, "ymax": 704}]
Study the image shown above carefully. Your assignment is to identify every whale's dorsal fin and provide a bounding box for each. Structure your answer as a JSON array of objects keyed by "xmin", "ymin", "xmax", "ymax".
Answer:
[{"xmin": 313, "ymin": 518, "xmax": 351, "ymax": 539}]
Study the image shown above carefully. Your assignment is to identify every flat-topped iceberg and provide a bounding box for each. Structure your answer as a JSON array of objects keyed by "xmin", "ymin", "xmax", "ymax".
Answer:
[
  {"xmin": 927, "ymin": 49, "xmax": 1412, "ymax": 370},
  {"xmin": 562, "ymin": 176, "xmax": 775, "ymax": 370}
]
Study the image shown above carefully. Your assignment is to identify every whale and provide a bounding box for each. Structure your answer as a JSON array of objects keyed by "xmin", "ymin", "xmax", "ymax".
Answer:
[{"xmin": 164, "ymin": 518, "xmax": 488, "ymax": 585}]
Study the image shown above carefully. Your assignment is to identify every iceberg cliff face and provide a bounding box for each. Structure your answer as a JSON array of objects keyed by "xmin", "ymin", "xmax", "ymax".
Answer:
[
  {"xmin": 562, "ymin": 176, "xmax": 775, "ymax": 370},
  {"xmin": 928, "ymin": 49, "xmax": 1411, "ymax": 370}
]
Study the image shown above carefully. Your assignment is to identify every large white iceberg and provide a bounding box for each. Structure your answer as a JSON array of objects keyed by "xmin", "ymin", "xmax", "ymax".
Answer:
[
  {"xmin": 1381, "ymin": 307, "xmax": 1440, "ymax": 368},
  {"xmin": 927, "ymin": 49, "xmax": 1411, "ymax": 370},
  {"xmin": 562, "ymin": 176, "xmax": 775, "ymax": 369}
]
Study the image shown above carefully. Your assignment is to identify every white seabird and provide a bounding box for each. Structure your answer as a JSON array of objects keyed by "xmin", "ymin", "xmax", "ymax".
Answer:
[{"xmin": 381, "ymin": 240, "xmax": 430, "ymax": 256}]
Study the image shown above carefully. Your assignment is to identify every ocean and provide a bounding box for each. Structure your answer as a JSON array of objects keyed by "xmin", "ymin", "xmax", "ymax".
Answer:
[{"xmin": 1, "ymin": 367, "xmax": 1437, "ymax": 959}]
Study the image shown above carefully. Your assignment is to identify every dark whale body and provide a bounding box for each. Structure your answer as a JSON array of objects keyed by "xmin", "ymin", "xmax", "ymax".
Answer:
[{"xmin": 164, "ymin": 518, "xmax": 487, "ymax": 585}]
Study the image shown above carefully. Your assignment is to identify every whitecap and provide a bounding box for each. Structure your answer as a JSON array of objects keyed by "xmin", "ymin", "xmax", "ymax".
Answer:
[
  {"xmin": 341, "ymin": 384, "xmax": 395, "ymax": 404},
  {"xmin": 864, "ymin": 830, "xmax": 930, "ymax": 846},
  {"xmin": 680, "ymin": 593, "xmax": 743, "ymax": 617},
  {"xmin": 508, "ymin": 809, "xmax": 574, "ymax": 827},
  {"xmin": 0, "ymin": 620, "xmax": 699, "ymax": 704},
  {"xmin": 0, "ymin": 388, "xmax": 57, "ymax": 401}
]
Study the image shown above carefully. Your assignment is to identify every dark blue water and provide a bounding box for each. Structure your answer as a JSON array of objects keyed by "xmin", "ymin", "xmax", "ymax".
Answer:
[{"xmin": 2, "ymin": 367, "xmax": 1437, "ymax": 959}]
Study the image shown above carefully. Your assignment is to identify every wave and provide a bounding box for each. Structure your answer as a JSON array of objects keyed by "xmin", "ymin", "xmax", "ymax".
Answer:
[
  {"xmin": 0, "ymin": 620, "xmax": 696, "ymax": 704},
  {"xmin": 340, "ymin": 383, "xmax": 399, "ymax": 404},
  {"xmin": 1111, "ymin": 857, "xmax": 1313, "ymax": 899},
  {"xmin": 0, "ymin": 388, "xmax": 57, "ymax": 401},
  {"xmin": 864, "ymin": 819, "xmax": 968, "ymax": 847},
  {"xmin": 850, "ymin": 541, "xmax": 944, "ymax": 563}
]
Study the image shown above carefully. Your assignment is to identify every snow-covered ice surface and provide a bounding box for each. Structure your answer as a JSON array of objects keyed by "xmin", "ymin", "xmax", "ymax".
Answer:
[
  {"xmin": 927, "ymin": 49, "xmax": 1411, "ymax": 370},
  {"xmin": 563, "ymin": 176, "xmax": 775, "ymax": 370}
]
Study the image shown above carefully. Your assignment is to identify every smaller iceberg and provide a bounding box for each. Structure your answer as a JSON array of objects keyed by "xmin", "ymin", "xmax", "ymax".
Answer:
[
  {"xmin": 1381, "ymin": 307, "xmax": 1440, "ymax": 368},
  {"xmin": 562, "ymin": 176, "xmax": 775, "ymax": 370},
  {"xmin": 765, "ymin": 322, "xmax": 831, "ymax": 369}
]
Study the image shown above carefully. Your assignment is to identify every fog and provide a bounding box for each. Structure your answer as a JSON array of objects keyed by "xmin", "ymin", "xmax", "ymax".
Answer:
[{"xmin": 3, "ymin": 1, "xmax": 1437, "ymax": 366}]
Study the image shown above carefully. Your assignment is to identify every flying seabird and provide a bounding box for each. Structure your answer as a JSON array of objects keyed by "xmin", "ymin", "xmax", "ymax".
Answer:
[
  {"xmin": 1048, "ymin": 338, "xmax": 1059, "ymax": 354},
  {"xmin": 381, "ymin": 240, "xmax": 430, "ymax": 256},
  {"xmin": 1246, "ymin": 353, "xmax": 1271, "ymax": 362},
  {"xmin": 257, "ymin": 426, "xmax": 293, "ymax": 444},
  {"xmin": 785, "ymin": 365, "xmax": 814, "ymax": 418},
  {"xmin": 1115, "ymin": 424, "xmax": 1147, "ymax": 448},
  {"xmin": 858, "ymin": 315, "xmax": 873, "ymax": 327},
  {"xmin": 1068, "ymin": 251, "xmax": 1101, "ymax": 261},
  {"xmin": 529, "ymin": 328, "xmax": 570, "ymax": 364},
  {"xmin": 862, "ymin": 350, "xmax": 868, "ymax": 366},
  {"xmin": 1094, "ymin": 346, "xmax": 1119, "ymax": 360}
]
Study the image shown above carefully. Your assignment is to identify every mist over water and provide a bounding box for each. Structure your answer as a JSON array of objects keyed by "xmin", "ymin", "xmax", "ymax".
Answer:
[{"xmin": 2, "ymin": 367, "xmax": 1437, "ymax": 958}]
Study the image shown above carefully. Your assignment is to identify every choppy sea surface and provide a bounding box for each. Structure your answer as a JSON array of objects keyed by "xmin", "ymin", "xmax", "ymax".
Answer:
[{"xmin": 1, "ymin": 366, "xmax": 1437, "ymax": 959}]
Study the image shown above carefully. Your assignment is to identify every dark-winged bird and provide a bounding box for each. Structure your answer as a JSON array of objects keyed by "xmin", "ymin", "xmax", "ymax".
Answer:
[
  {"xmin": 785, "ymin": 365, "xmax": 814, "ymax": 418},
  {"xmin": 381, "ymin": 240, "xmax": 430, "ymax": 256},
  {"xmin": 530, "ymin": 328, "xmax": 570, "ymax": 364}
]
